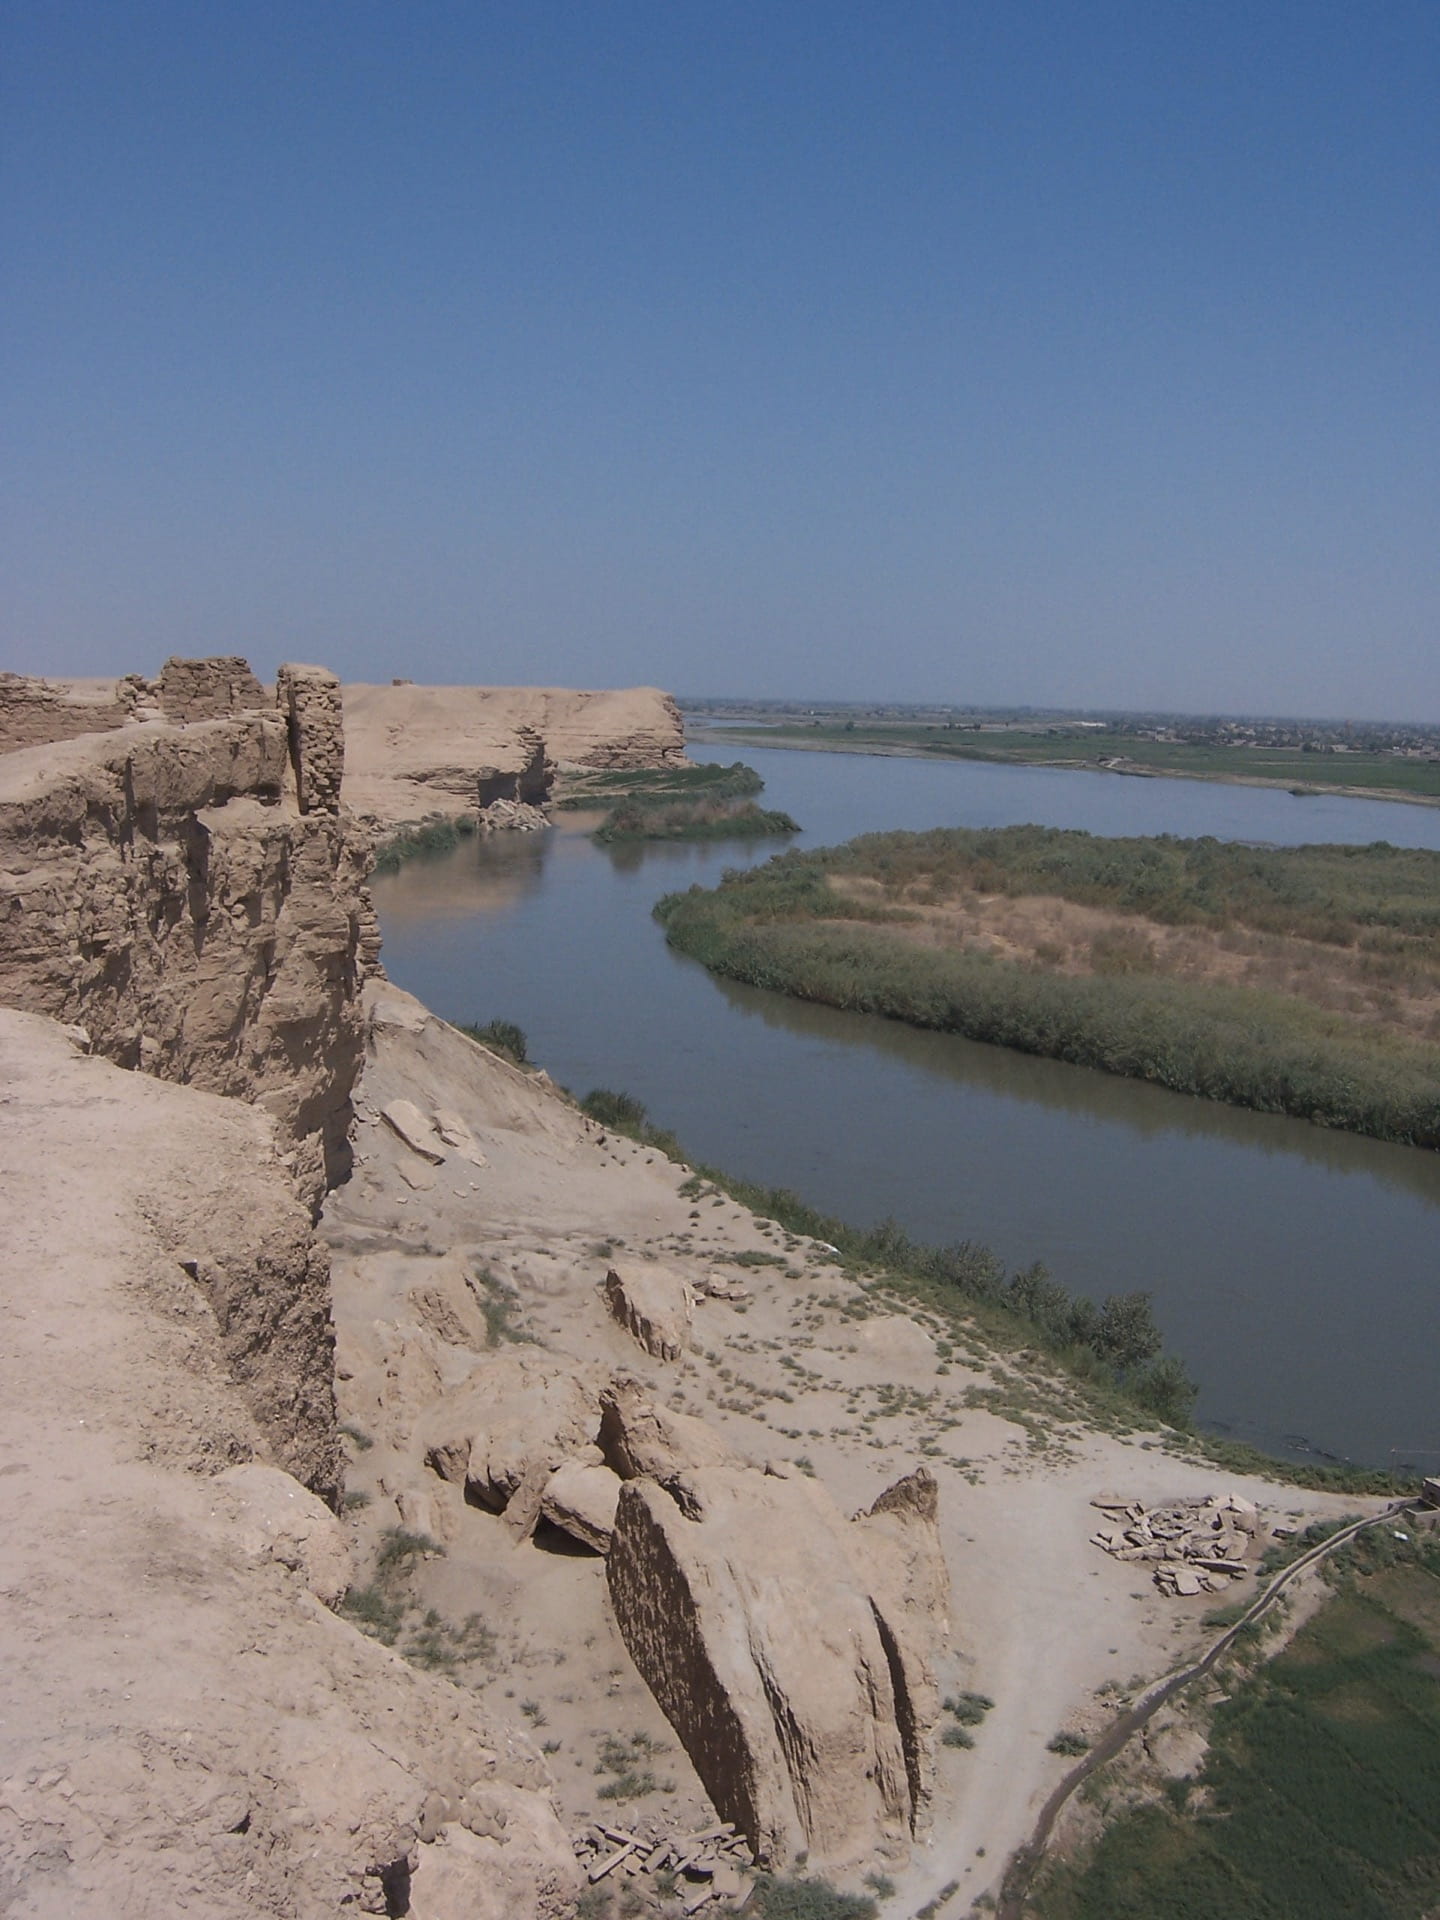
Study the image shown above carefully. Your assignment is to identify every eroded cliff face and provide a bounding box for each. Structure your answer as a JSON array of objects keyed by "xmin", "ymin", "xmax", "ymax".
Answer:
[
  {"xmin": 0, "ymin": 1008, "xmax": 574, "ymax": 1918},
  {"xmin": 341, "ymin": 680, "xmax": 686, "ymax": 828},
  {"xmin": 0, "ymin": 661, "xmax": 379, "ymax": 1208}
]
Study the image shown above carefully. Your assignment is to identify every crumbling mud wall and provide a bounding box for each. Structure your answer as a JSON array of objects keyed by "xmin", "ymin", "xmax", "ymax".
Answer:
[
  {"xmin": 0, "ymin": 661, "xmax": 379, "ymax": 1208},
  {"xmin": 606, "ymin": 1461, "xmax": 949, "ymax": 1871},
  {"xmin": 159, "ymin": 653, "xmax": 268, "ymax": 722},
  {"xmin": 0, "ymin": 670, "xmax": 143, "ymax": 751}
]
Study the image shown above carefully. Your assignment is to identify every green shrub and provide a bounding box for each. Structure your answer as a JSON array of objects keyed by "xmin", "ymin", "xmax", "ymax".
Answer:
[
  {"xmin": 459, "ymin": 1018, "xmax": 529, "ymax": 1063},
  {"xmin": 341, "ymin": 1528, "xmax": 492, "ymax": 1672},
  {"xmin": 750, "ymin": 1876, "xmax": 878, "ymax": 1920},
  {"xmin": 579, "ymin": 1088, "xmax": 683, "ymax": 1159},
  {"xmin": 340, "ymin": 1581, "xmax": 406, "ymax": 1645},
  {"xmin": 580, "ymin": 1087, "xmax": 651, "ymax": 1131},
  {"xmin": 371, "ymin": 813, "xmax": 476, "ymax": 873},
  {"xmin": 374, "ymin": 1527, "xmax": 442, "ymax": 1578},
  {"xmin": 591, "ymin": 1731, "xmax": 673, "ymax": 1802},
  {"xmin": 471, "ymin": 1268, "xmax": 532, "ymax": 1346}
]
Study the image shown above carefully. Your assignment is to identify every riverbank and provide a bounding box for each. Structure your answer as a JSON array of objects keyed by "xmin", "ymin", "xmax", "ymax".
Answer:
[
  {"xmin": 690, "ymin": 724, "xmax": 1440, "ymax": 810},
  {"xmin": 655, "ymin": 827, "xmax": 1440, "ymax": 1151},
  {"xmin": 327, "ymin": 982, "xmax": 1379, "ymax": 1919},
  {"xmin": 373, "ymin": 744, "xmax": 1440, "ymax": 1490}
]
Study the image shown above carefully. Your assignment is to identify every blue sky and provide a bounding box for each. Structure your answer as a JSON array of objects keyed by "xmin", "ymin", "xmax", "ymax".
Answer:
[{"xmin": 4, "ymin": 2, "xmax": 1437, "ymax": 716}]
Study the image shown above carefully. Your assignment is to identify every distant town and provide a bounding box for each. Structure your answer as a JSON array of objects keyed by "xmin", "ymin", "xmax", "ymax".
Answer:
[{"xmin": 681, "ymin": 699, "xmax": 1440, "ymax": 761}]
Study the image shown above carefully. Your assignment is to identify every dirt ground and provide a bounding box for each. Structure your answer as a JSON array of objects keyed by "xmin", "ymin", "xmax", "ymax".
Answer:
[
  {"xmin": 0, "ymin": 1008, "xmax": 567, "ymax": 1920},
  {"xmin": 323, "ymin": 981, "xmax": 1376, "ymax": 1918}
]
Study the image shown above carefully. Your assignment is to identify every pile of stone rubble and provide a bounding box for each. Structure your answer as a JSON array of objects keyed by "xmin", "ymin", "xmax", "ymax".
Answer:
[
  {"xmin": 574, "ymin": 1819, "xmax": 754, "ymax": 1913},
  {"xmin": 1090, "ymin": 1491, "xmax": 1262, "ymax": 1597}
]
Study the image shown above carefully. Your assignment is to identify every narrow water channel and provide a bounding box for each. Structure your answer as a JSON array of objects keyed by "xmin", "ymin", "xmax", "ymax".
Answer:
[{"xmin": 373, "ymin": 744, "xmax": 1440, "ymax": 1471}]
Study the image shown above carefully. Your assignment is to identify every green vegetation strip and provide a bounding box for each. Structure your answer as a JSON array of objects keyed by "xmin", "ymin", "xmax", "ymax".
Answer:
[
  {"xmin": 715, "ymin": 721, "xmax": 1440, "ymax": 800},
  {"xmin": 567, "ymin": 760, "xmax": 799, "ymax": 842},
  {"xmin": 654, "ymin": 827, "xmax": 1440, "ymax": 1149},
  {"xmin": 372, "ymin": 812, "xmax": 478, "ymax": 873},
  {"xmin": 556, "ymin": 759, "xmax": 766, "ymax": 808},
  {"xmin": 595, "ymin": 798, "xmax": 799, "ymax": 843},
  {"xmin": 1023, "ymin": 1518, "xmax": 1440, "ymax": 1920}
]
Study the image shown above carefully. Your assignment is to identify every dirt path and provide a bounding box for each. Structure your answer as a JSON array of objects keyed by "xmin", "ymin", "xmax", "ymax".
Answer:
[{"xmin": 987, "ymin": 1500, "xmax": 1413, "ymax": 1920}]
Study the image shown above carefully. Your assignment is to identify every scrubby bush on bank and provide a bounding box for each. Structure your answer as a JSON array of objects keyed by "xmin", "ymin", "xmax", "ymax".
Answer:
[
  {"xmin": 458, "ymin": 1018, "xmax": 529, "ymax": 1064},
  {"xmin": 372, "ymin": 813, "xmax": 477, "ymax": 873},
  {"xmin": 595, "ymin": 798, "xmax": 799, "ymax": 843}
]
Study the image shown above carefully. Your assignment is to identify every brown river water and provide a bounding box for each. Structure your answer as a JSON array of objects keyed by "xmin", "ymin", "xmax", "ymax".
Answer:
[{"xmin": 373, "ymin": 742, "xmax": 1440, "ymax": 1471}]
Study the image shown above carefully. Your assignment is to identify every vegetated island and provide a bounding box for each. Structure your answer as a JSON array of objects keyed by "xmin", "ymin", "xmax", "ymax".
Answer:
[
  {"xmin": 656, "ymin": 825, "xmax": 1440, "ymax": 1150},
  {"xmin": 556, "ymin": 759, "xmax": 800, "ymax": 843},
  {"xmin": 687, "ymin": 705, "xmax": 1440, "ymax": 807}
]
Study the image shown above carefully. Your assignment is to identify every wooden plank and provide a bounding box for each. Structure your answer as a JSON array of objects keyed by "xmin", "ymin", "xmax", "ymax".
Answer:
[{"xmin": 588, "ymin": 1841, "xmax": 637, "ymax": 1882}]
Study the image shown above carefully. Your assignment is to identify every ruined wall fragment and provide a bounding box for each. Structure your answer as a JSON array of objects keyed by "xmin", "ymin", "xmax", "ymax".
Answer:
[
  {"xmin": 607, "ymin": 1463, "xmax": 928, "ymax": 1871},
  {"xmin": 0, "ymin": 660, "xmax": 380, "ymax": 1206},
  {"xmin": 159, "ymin": 654, "xmax": 268, "ymax": 722}
]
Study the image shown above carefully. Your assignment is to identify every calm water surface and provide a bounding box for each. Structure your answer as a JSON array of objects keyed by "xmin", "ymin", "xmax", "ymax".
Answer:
[{"xmin": 374, "ymin": 745, "xmax": 1440, "ymax": 1470}]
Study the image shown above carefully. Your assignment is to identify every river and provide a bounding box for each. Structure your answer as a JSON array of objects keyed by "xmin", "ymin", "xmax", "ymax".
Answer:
[{"xmin": 372, "ymin": 743, "xmax": 1440, "ymax": 1471}]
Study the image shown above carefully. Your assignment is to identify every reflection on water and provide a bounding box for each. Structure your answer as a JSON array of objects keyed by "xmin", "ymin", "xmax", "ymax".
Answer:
[
  {"xmin": 373, "ymin": 745, "xmax": 1440, "ymax": 1468},
  {"xmin": 706, "ymin": 971, "xmax": 1440, "ymax": 1205},
  {"xmin": 374, "ymin": 829, "xmax": 557, "ymax": 923}
]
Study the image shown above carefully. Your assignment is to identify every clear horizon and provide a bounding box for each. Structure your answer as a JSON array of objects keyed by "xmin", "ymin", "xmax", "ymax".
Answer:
[
  {"xmin": 677, "ymin": 694, "xmax": 1440, "ymax": 729},
  {"xmin": 4, "ymin": 4, "xmax": 1437, "ymax": 720}
]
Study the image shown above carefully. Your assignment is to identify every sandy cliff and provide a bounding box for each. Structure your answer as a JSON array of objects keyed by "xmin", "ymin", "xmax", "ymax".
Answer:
[
  {"xmin": 0, "ymin": 659, "xmax": 592, "ymax": 1919},
  {"xmin": 341, "ymin": 681, "xmax": 685, "ymax": 828},
  {"xmin": 0, "ymin": 661, "xmax": 379, "ymax": 1207},
  {"xmin": 0, "ymin": 1009, "xmax": 572, "ymax": 1920}
]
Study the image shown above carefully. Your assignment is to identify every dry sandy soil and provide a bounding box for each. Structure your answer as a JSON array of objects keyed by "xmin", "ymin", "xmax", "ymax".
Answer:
[
  {"xmin": 830, "ymin": 874, "xmax": 1440, "ymax": 1043},
  {"xmin": 323, "ymin": 981, "xmax": 1373, "ymax": 1918},
  {"xmin": 0, "ymin": 1008, "xmax": 569, "ymax": 1920}
]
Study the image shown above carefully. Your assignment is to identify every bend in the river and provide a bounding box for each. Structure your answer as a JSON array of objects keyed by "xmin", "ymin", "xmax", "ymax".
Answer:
[{"xmin": 372, "ymin": 743, "xmax": 1440, "ymax": 1471}]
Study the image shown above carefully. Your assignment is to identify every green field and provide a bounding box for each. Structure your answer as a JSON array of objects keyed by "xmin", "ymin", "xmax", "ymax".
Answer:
[
  {"xmin": 654, "ymin": 827, "xmax": 1440, "ymax": 1148},
  {"xmin": 1032, "ymin": 1532, "xmax": 1440, "ymax": 1920},
  {"xmin": 709, "ymin": 723, "xmax": 1440, "ymax": 802}
]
